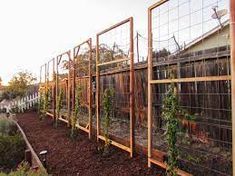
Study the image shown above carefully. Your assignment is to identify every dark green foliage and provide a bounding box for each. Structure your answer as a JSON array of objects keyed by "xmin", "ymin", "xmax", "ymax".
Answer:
[
  {"xmin": 0, "ymin": 162, "xmax": 48, "ymax": 176},
  {"xmin": 55, "ymin": 89, "xmax": 63, "ymax": 128},
  {"xmin": 0, "ymin": 119, "xmax": 18, "ymax": 136},
  {"xmin": 162, "ymin": 84, "xmax": 179, "ymax": 176},
  {"xmin": 102, "ymin": 88, "xmax": 114, "ymax": 149},
  {"xmin": 0, "ymin": 134, "xmax": 26, "ymax": 171},
  {"xmin": 0, "ymin": 119, "xmax": 26, "ymax": 172},
  {"xmin": 70, "ymin": 86, "xmax": 82, "ymax": 138},
  {"xmin": 162, "ymin": 83, "xmax": 195, "ymax": 176}
]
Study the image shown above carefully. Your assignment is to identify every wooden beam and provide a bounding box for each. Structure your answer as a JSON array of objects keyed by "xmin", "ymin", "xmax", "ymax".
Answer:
[
  {"xmin": 150, "ymin": 75, "xmax": 231, "ymax": 84},
  {"xmin": 147, "ymin": 5, "xmax": 153, "ymax": 168},
  {"xmin": 46, "ymin": 112, "xmax": 54, "ymax": 117},
  {"xmin": 129, "ymin": 16, "xmax": 134, "ymax": 158},
  {"xmin": 96, "ymin": 34, "xmax": 100, "ymax": 142},
  {"xmin": 98, "ymin": 135, "xmax": 131, "ymax": 153},
  {"xmin": 148, "ymin": 0, "xmax": 169, "ymax": 11},
  {"xmin": 97, "ymin": 17, "xmax": 132, "ymax": 36},
  {"xmin": 58, "ymin": 117, "xmax": 68, "ymax": 124},
  {"xmin": 230, "ymin": 0, "xmax": 235, "ymax": 174},
  {"xmin": 75, "ymin": 124, "xmax": 89, "ymax": 133},
  {"xmin": 97, "ymin": 58, "xmax": 129, "ymax": 67},
  {"xmin": 149, "ymin": 158, "xmax": 192, "ymax": 176}
]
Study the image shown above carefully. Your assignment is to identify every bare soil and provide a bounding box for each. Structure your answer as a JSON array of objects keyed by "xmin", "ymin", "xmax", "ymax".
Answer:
[{"xmin": 17, "ymin": 111, "xmax": 163, "ymax": 176}]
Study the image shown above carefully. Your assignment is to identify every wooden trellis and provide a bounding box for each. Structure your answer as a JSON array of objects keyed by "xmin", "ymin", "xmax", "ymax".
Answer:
[
  {"xmin": 73, "ymin": 38, "xmax": 92, "ymax": 139},
  {"xmin": 148, "ymin": 0, "xmax": 232, "ymax": 175},
  {"xmin": 46, "ymin": 58, "xmax": 56, "ymax": 118},
  {"xmin": 96, "ymin": 17, "xmax": 134, "ymax": 157},
  {"xmin": 56, "ymin": 51, "xmax": 72, "ymax": 125}
]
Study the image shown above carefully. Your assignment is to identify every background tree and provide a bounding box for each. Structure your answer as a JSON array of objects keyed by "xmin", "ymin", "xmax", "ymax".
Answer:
[{"xmin": 2, "ymin": 71, "xmax": 36, "ymax": 100}]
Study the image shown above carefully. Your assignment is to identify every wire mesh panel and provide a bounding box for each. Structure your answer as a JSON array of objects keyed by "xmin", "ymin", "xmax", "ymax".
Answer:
[
  {"xmin": 148, "ymin": 0, "xmax": 231, "ymax": 175},
  {"xmin": 39, "ymin": 64, "xmax": 47, "ymax": 102},
  {"xmin": 46, "ymin": 58, "xmax": 55, "ymax": 116},
  {"xmin": 96, "ymin": 17, "xmax": 134, "ymax": 157},
  {"xmin": 73, "ymin": 39, "xmax": 92, "ymax": 138},
  {"xmin": 56, "ymin": 51, "xmax": 72, "ymax": 122}
]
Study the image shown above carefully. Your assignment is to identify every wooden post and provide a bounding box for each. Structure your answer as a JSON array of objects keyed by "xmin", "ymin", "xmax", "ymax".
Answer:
[
  {"xmin": 25, "ymin": 149, "xmax": 32, "ymax": 166},
  {"xmin": 89, "ymin": 38, "xmax": 92, "ymax": 139},
  {"xmin": 67, "ymin": 51, "xmax": 71, "ymax": 127},
  {"xmin": 230, "ymin": 0, "xmax": 235, "ymax": 174},
  {"xmin": 136, "ymin": 32, "xmax": 140, "ymax": 63},
  {"xmin": 56, "ymin": 57, "xmax": 59, "ymax": 122},
  {"xmin": 147, "ymin": 6, "xmax": 153, "ymax": 168},
  {"xmin": 96, "ymin": 35, "xmax": 100, "ymax": 141},
  {"xmin": 72, "ymin": 49, "xmax": 76, "ymax": 113},
  {"xmin": 53, "ymin": 58, "xmax": 56, "ymax": 121},
  {"xmin": 129, "ymin": 17, "xmax": 135, "ymax": 157}
]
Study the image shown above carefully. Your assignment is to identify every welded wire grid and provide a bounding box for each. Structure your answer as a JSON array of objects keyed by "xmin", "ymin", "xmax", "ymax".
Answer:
[
  {"xmin": 98, "ymin": 21, "xmax": 131, "ymax": 143},
  {"xmin": 40, "ymin": 64, "xmax": 46, "ymax": 84},
  {"xmin": 47, "ymin": 60, "xmax": 55, "ymax": 112},
  {"xmin": 150, "ymin": 0, "xmax": 231, "ymax": 175},
  {"xmin": 99, "ymin": 22, "xmax": 130, "ymax": 72},
  {"xmin": 74, "ymin": 43, "xmax": 91, "ymax": 127},
  {"xmin": 57, "ymin": 54, "xmax": 70, "ymax": 118},
  {"xmin": 39, "ymin": 64, "xmax": 47, "ymax": 100}
]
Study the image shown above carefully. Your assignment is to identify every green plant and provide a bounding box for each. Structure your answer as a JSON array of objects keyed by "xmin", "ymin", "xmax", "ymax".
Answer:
[
  {"xmin": 162, "ymin": 83, "xmax": 195, "ymax": 176},
  {"xmin": 0, "ymin": 119, "xmax": 26, "ymax": 172},
  {"xmin": 0, "ymin": 119, "xmax": 18, "ymax": 136},
  {"xmin": 102, "ymin": 88, "xmax": 114, "ymax": 151},
  {"xmin": 70, "ymin": 86, "xmax": 82, "ymax": 138},
  {"xmin": 38, "ymin": 88, "xmax": 45, "ymax": 120},
  {"xmin": 55, "ymin": 89, "xmax": 63, "ymax": 128},
  {"xmin": 0, "ymin": 162, "xmax": 48, "ymax": 176},
  {"xmin": 9, "ymin": 105, "xmax": 19, "ymax": 114},
  {"xmin": 44, "ymin": 88, "xmax": 49, "ymax": 115}
]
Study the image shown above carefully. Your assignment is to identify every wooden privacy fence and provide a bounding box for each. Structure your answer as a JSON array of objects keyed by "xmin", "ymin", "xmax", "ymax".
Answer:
[
  {"xmin": 38, "ymin": 0, "xmax": 235, "ymax": 175},
  {"xmin": 72, "ymin": 38, "xmax": 92, "ymax": 139}
]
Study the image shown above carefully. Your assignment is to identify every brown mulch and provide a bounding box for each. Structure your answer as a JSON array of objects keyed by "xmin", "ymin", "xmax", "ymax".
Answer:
[{"xmin": 17, "ymin": 112, "xmax": 164, "ymax": 176}]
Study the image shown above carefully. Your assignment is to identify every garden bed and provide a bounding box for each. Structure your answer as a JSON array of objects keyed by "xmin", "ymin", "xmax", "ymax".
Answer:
[{"xmin": 16, "ymin": 111, "xmax": 163, "ymax": 176}]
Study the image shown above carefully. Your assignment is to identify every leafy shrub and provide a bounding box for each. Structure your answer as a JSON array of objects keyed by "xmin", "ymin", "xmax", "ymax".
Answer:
[
  {"xmin": 0, "ymin": 119, "xmax": 26, "ymax": 172},
  {"xmin": 0, "ymin": 162, "xmax": 48, "ymax": 176},
  {"xmin": 0, "ymin": 119, "xmax": 18, "ymax": 136},
  {"xmin": 0, "ymin": 134, "xmax": 26, "ymax": 171}
]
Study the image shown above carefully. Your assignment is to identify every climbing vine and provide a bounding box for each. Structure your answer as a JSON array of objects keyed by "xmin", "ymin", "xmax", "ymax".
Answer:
[
  {"xmin": 55, "ymin": 89, "xmax": 63, "ymax": 128},
  {"xmin": 38, "ymin": 87, "xmax": 49, "ymax": 120},
  {"xmin": 162, "ymin": 83, "xmax": 195, "ymax": 176},
  {"xmin": 102, "ymin": 88, "xmax": 114, "ymax": 151},
  {"xmin": 70, "ymin": 86, "xmax": 82, "ymax": 138}
]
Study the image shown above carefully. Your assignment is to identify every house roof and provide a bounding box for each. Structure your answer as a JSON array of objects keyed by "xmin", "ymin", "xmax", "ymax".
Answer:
[{"xmin": 183, "ymin": 19, "xmax": 229, "ymax": 51}]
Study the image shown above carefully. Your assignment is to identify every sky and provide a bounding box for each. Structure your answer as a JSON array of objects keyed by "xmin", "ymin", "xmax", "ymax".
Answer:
[{"xmin": 0, "ymin": 0, "xmax": 156, "ymax": 85}]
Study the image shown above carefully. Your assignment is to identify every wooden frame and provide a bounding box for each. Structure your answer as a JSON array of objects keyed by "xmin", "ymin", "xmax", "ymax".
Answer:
[
  {"xmin": 147, "ymin": 0, "xmax": 231, "ymax": 175},
  {"xmin": 56, "ymin": 51, "xmax": 72, "ymax": 126},
  {"xmin": 96, "ymin": 17, "xmax": 134, "ymax": 157},
  {"xmin": 45, "ymin": 58, "xmax": 56, "ymax": 119},
  {"xmin": 73, "ymin": 38, "xmax": 92, "ymax": 139},
  {"xmin": 230, "ymin": 0, "xmax": 235, "ymax": 174}
]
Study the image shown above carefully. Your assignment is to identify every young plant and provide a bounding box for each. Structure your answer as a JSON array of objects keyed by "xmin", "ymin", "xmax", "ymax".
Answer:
[
  {"xmin": 70, "ymin": 86, "xmax": 82, "ymax": 138},
  {"xmin": 102, "ymin": 88, "xmax": 114, "ymax": 151},
  {"xmin": 38, "ymin": 88, "xmax": 45, "ymax": 120},
  {"xmin": 162, "ymin": 83, "xmax": 195, "ymax": 176},
  {"xmin": 39, "ymin": 87, "xmax": 49, "ymax": 120},
  {"xmin": 55, "ymin": 89, "xmax": 63, "ymax": 128}
]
